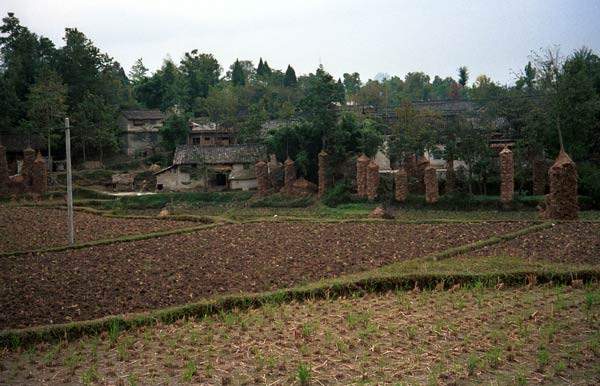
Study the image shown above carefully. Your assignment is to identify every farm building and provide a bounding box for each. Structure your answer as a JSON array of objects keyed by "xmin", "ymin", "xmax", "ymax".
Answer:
[
  {"xmin": 154, "ymin": 144, "xmax": 265, "ymax": 191},
  {"xmin": 119, "ymin": 110, "xmax": 166, "ymax": 157},
  {"xmin": 188, "ymin": 118, "xmax": 237, "ymax": 146}
]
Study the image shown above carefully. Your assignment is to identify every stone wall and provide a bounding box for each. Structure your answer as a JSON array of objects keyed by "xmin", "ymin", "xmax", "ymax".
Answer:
[
  {"xmin": 424, "ymin": 165, "xmax": 439, "ymax": 204},
  {"xmin": 318, "ymin": 150, "xmax": 328, "ymax": 198},
  {"xmin": 540, "ymin": 149, "xmax": 578, "ymax": 220},
  {"xmin": 356, "ymin": 153, "xmax": 369, "ymax": 198},
  {"xmin": 366, "ymin": 161, "xmax": 379, "ymax": 201},
  {"xmin": 394, "ymin": 166, "xmax": 409, "ymax": 202},
  {"xmin": 499, "ymin": 147, "xmax": 514, "ymax": 203}
]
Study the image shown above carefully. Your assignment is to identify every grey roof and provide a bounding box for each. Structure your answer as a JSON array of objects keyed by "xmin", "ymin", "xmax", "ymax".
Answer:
[
  {"xmin": 173, "ymin": 144, "xmax": 265, "ymax": 165},
  {"xmin": 412, "ymin": 100, "xmax": 478, "ymax": 115},
  {"xmin": 121, "ymin": 110, "xmax": 165, "ymax": 120}
]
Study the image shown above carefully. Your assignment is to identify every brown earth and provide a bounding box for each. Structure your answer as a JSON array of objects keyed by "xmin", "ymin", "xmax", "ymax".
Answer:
[
  {"xmin": 462, "ymin": 223, "xmax": 600, "ymax": 264},
  {"xmin": 0, "ymin": 222, "xmax": 527, "ymax": 329},
  {"xmin": 0, "ymin": 207, "xmax": 200, "ymax": 253}
]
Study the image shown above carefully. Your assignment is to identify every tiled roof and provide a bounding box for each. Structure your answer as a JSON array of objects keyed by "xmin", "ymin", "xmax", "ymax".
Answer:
[
  {"xmin": 173, "ymin": 144, "xmax": 265, "ymax": 165},
  {"xmin": 121, "ymin": 110, "xmax": 165, "ymax": 120}
]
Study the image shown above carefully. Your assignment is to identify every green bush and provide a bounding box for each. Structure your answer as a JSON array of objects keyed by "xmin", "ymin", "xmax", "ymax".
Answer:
[
  {"xmin": 321, "ymin": 179, "xmax": 355, "ymax": 207},
  {"xmin": 250, "ymin": 194, "xmax": 314, "ymax": 208},
  {"xmin": 104, "ymin": 191, "xmax": 253, "ymax": 210},
  {"xmin": 578, "ymin": 162, "xmax": 600, "ymax": 208}
]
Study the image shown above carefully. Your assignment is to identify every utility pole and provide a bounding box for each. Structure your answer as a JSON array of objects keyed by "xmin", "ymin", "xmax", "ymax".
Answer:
[{"xmin": 65, "ymin": 118, "xmax": 74, "ymax": 245}]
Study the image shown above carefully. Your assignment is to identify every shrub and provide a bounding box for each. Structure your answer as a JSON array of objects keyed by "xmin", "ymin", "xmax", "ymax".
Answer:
[
  {"xmin": 321, "ymin": 179, "xmax": 355, "ymax": 207},
  {"xmin": 249, "ymin": 194, "xmax": 314, "ymax": 208},
  {"xmin": 578, "ymin": 162, "xmax": 600, "ymax": 209}
]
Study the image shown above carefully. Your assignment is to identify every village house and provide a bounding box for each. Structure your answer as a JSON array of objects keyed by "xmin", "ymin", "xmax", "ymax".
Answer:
[
  {"xmin": 119, "ymin": 110, "xmax": 166, "ymax": 157},
  {"xmin": 188, "ymin": 118, "xmax": 238, "ymax": 146},
  {"xmin": 154, "ymin": 144, "xmax": 265, "ymax": 192}
]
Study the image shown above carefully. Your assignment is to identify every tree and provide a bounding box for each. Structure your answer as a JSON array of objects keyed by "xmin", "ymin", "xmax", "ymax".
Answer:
[
  {"xmin": 452, "ymin": 115, "xmax": 489, "ymax": 194},
  {"xmin": 57, "ymin": 28, "xmax": 111, "ymax": 109},
  {"xmin": 128, "ymin": 58, "xmax": 148, "ymax": 86},
  {"xmin": 516, "ymin": 61, "xmax": 536, "ymax": 92},
  {"xmin": 0, "ymin": 13, "xmax": 57, "ymax": 128},
  {"xmin": 202, "ymin": 85, "xmax": 239, "ymax": 126},
  {"xmin": 231, "ymin": 59, "xmax": 245, "ymax": 86},
  {"xmin": 342, "ymin": 72, "xmax": 361, "ymax": 96},
  {"xmin": 471, "ymin": 74, "xmax": 501, "ymax": 99},
  {"xmin": 387, "ymin": 101, "xmax": 441, "ymax": 167},
  {"xmin": 160, "ymin": 113, "xmax": 189, "ymax": 155},
  {"xmin": 73, "ymin": 92, "xmax": 118, "ymax": 163},
  {"xmin": 283, "ymin": 65, "xmax": 297, "ymax": 87},
  {"xmin": 431, "ymin": 75, "xmax": 454, "ymax": 100},
  {"xmin": 458, "ymin": 66, "xmax": 469, "ymax": 87},
  {"xmin": 256, "ymin": 57, "xmax": 272, "ymax": 79},
  {"xmin": 404, "ymin": 72, "xmax": 431, "ymax": 101},
  {"xmin": 179, "ymin": 50, "xmax": 221, "ymax": 109},
  {"xmin": 26, "ymin": 69, "xmax": 68, "ymax": 160}
]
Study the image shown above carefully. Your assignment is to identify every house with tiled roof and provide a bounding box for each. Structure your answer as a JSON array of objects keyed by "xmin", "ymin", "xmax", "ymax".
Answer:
[
  {"xmin": 154, "ymin": 144, "xmax": 265, "ymax": 191},
  {"xmin": 119, "ymin": 110, "xmax": 166, "ymax": 156}
]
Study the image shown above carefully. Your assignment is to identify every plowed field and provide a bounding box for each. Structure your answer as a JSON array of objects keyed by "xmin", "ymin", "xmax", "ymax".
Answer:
[{"xmin": 0, "ymin": 221, "xmax": 528, "ymax": 329}]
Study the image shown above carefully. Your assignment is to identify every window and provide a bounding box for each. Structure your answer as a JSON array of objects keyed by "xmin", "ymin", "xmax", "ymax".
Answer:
[
  {"xmin": 192, "ymin": 137, "xmax": 201, "ymax": 145},
  {"xmin": 243, "ymin": 164, "xmax": 250, "ymax": 170},
  {"xmin": 157, "ymin": 184, "xmax": 163, "ymax": 190}
]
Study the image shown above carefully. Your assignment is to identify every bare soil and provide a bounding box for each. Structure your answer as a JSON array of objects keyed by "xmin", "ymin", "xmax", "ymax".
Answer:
[
  {"xmin": 0, "ymin": 222, "xmax": 526, "ymax": 329},
  {"xmin": 1, "ymin": 286, "xmax": 598, "ymax": 385},
  {"xmin": 0, "ymin": 207, "xmax": 200, "ymax": 253},
  {"xmin": 463, "ymin": 223, "xmax": 600, "ymax": 264}
]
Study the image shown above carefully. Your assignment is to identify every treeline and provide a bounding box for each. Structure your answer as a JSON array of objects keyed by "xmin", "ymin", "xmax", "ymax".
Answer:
[{"xmin": 1, "ymin": 13, "xmax": 599, "ymax": 202}]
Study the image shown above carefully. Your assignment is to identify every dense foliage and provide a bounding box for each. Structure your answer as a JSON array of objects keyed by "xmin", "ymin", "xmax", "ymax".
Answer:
[{"xmin": 1, "ymin": 13, "xmax": 598, "ymax": 200}]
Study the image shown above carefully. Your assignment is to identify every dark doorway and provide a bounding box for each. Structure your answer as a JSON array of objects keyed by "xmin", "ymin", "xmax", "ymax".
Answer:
[{"xmin": 215, "ymin": 173, "xmax": 227, "ymax": 186}]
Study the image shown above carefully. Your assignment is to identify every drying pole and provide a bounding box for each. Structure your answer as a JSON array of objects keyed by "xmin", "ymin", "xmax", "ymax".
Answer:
[{"xmin": 65, "ymin": 117, "xmax": 74, "ymax": 245}]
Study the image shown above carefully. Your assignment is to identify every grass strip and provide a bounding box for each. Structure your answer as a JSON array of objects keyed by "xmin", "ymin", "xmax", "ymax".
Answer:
[
  {"xmin": 1, "ymin": 264, "xmax": 597, "ymax": 349},
  {"xmin": 419, "ymin": 221, "xmax": 555, "ymax": 262},
  {"xmin": 0, "ymin": 222, "xmax": 227, "ymax": 258}
]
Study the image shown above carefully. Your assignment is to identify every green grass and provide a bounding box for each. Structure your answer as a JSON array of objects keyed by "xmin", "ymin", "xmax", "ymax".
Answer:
[{"xmin": 103, "ymin": 191, "xmax": 253, "ymax": 210}]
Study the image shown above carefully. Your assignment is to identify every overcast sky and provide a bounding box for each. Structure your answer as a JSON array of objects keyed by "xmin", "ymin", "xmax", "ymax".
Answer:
[{"xmin": 3, "ymin": 0, "xmax": 600, "ymax": 86}]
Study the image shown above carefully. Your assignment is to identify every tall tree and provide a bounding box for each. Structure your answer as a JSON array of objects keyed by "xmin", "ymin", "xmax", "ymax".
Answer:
[
  {"xmin": 26, "ymin": 69, "xmax": 68, "ymax": 160},
  {"xmin": 159, "ymin": 112, "xmax": 190, "ymax": 155},
  {"xmin": 57, "ymin": 28, "xmax": 111, "ymax": 109},
  {"xmin": 179, "ymin": 50, "xmax": 221, "ymax": 109},
  {"xmin": 342, "ymin": 72, "xmax": 361, "ymax": 96},
  {"xmin": 0, "ymin": 12, "xmax": 57, "ymax": 129},
  {"xmin": 231, "ymin": 59, "xmax": 245, "ymax": 86},
  {"xmin": 128, "ymin": 58, "xmax": 148, "ymax": 86},
  {"xmin": 283, "ymin": 65, "xmax": 297, "ymax": 87},
  {"xmin": 458, "ymin": 66, "xmax": 469, "ymax": 87},
  {"xmin": 73, "ymin": 92, "xmax": 118, "ymax": 163}
]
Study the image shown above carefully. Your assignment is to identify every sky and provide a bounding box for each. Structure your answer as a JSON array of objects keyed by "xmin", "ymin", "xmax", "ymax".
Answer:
[{"xmin": 3, "ymin": 0, "xmax": 600, "ymax": 86}]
